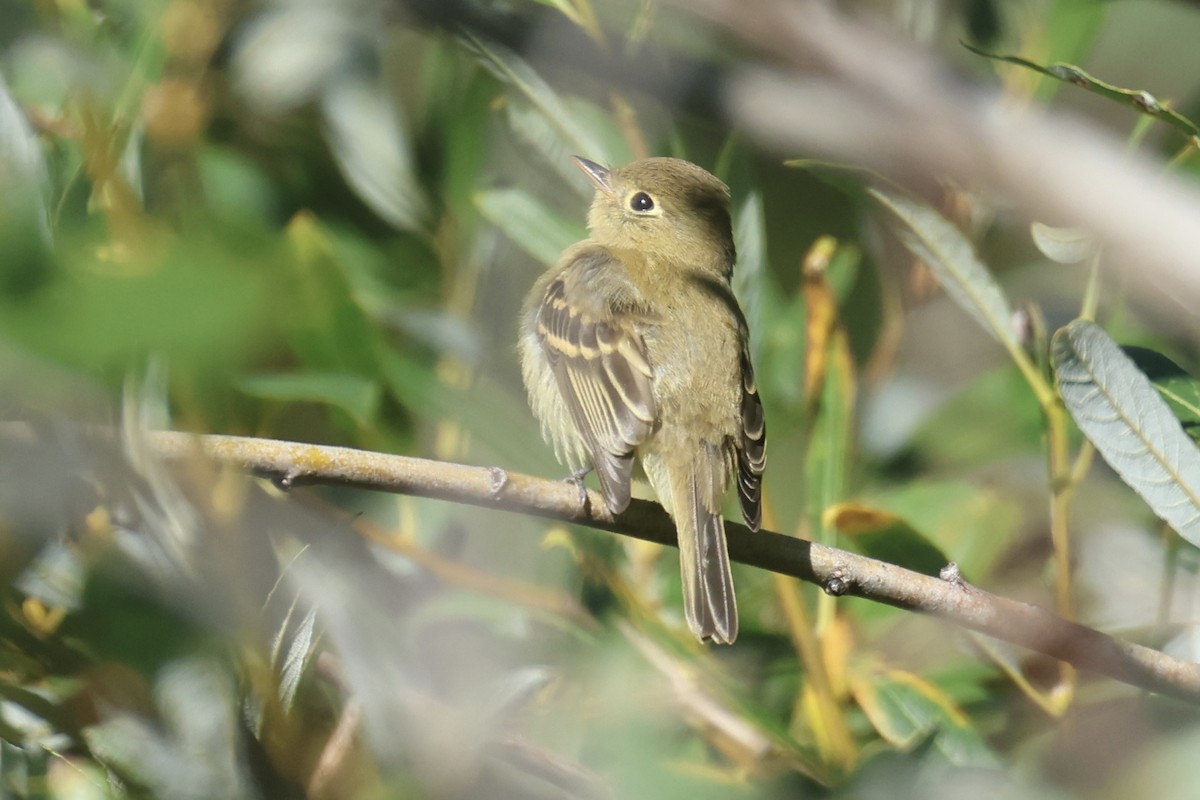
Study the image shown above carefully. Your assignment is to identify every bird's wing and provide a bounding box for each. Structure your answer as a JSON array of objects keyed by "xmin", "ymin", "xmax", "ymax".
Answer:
[
  {"xmin": 535, "ymin": 247, "xmax": 657, "ymax": 514},
  {"xmin": 736, "ymin": 344, "xmax": 766, "ymax": 531}
]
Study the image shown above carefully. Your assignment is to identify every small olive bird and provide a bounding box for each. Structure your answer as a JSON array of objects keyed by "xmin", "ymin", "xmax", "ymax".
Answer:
[{"xmin": 519, "ymin": 156, "xmax": 766, "ymax": 643}]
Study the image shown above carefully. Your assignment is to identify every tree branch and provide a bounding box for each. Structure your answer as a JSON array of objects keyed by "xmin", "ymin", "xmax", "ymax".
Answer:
[{"xmin": 151, "ymin": 431, "xmax": 1200, "ymax": 704}]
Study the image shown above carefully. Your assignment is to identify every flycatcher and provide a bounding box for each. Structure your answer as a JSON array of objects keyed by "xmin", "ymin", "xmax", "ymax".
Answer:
[{"xmin": 519, "ymin": 156, "xmax": 766, "ymax": 643}]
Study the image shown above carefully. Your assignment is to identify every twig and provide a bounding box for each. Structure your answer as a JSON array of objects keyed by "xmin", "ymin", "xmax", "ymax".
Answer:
[{"xmin": 147, "ymin": 431, "xmax": 1200, "ymax": 704}]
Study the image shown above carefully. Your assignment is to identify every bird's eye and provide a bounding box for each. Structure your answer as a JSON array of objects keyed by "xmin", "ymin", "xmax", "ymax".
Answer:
[{"xmin": 629, "ymin": 192, "xmax": 655, "ymax": 213}]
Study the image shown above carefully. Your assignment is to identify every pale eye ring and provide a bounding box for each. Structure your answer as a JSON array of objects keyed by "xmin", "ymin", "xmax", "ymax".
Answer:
[{"xmin": 629, "ymin": 192, "xmax": 655, "ymax": 212}]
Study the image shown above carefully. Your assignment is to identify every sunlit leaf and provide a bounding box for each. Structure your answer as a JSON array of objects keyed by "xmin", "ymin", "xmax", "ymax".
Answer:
[
  {"xmin": 0, "ymin": 75, "xmax": 50, "ymax": 239},
  {"xmin": 825, "ymin": 503, "xmax": 949, "ymax": 577},
  {"xmin": 802, "ymin": 237, "xmax": 842, "ymax": 411},
  {"xmin": 733, "ymin": 191, "xmax": 771, "ymax": 360},
  {"xmin": 475, "ymin": 188, "xmax": 583, "ymax": 266},
  {"xmin": 0, "ymin": 74, "xmax": 53, "ymax": 298},
  {"xmin": 1030, "ymin": 222, "xmax": 1096, "ymax": 264},
  {"xmin": 870, "ymin": 187, "xmax": 1018, "ymax": 354},
  {"xmin": 1053, "ymin": 320, "xmax": 1200, "ymax": 545},
  {"xmin": 852, "ymin": 667, "xmax": 997, "ymax": 766},
  {"xmin": 460, "ymin": 34, "xmax": 614, "ymax": 177},
  {"xmin": 275, "ymin": 604, "xmax": 318, "ymax": 711},
  {"xmin": 230, "ymin": 7, "xmax": 362, "ymax": 114},
  {"xmin": 866, "ymin": 481, "xmax": 1020, "ymax": 579},
  {"xmin": 322, "ymin": 76, "xmax": 431, "ymax": 234}
]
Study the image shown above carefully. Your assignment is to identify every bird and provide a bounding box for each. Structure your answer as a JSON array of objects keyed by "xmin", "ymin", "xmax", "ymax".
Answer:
[{"xmin": 519, "ymin": 155, "xmax": 766, "ymax": 644}]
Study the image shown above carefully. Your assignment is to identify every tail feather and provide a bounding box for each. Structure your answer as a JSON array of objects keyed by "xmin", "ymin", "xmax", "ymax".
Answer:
[{"xmin": 674, "ymin": 449, "xmax": 738, "ymax": 644}]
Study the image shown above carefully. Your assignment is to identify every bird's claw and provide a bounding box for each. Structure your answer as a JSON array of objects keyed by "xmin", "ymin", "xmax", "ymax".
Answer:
[{"xmin": 563, "ymin": 467, "xmax": 592, "ymax": 516}]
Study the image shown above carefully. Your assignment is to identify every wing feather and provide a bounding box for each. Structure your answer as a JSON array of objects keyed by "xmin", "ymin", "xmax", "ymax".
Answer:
[
  {"xmin": 535, "ymin": 248, "xmax": 657, "ymax": 514},
  {"xmin": 736, "ymin": 347, "xmax": 766, "ymax": 531}
]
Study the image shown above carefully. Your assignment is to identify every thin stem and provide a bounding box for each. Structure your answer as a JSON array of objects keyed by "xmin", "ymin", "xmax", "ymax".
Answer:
[
  {"xmin": 1079, "ymin": 249, "xmax": 1103, "ymax": 322},
  {"xmin": 764, "ymin": 505, "xmax": 855, "ymax": 770}
]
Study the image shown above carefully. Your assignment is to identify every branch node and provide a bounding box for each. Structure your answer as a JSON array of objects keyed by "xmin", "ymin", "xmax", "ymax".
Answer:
[
  {"xmin": 488, "ymin": 467, "xmax": 510, "ymax": 497},
  {"xmin": 274, "ymin": 468, "xmax": 302, "ymax": 491},
  {"xmin": 823, "ymin": 570, "xmax": 850, "ymax": 596},
  {"xmin": 939, "ymin": 562, "xmax": 967, "ymax": 589}
]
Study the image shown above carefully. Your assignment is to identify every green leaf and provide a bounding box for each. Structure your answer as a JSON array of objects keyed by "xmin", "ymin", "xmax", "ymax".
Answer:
[
  {"xmin": 853, "ymin": 669, "xmax": 997, "ymax": 767},
  {"xmin": 910, "ymin": 365, "xmax": 1044, "ymax": 468},
  {"xmin": 1124, "ymin": 346, "xmax": 1200, "ymax": 442},
  {"xmin": 321, "ymin": 75, "xmax": 431, "ymax": 234},
  {"xmin": 274, "ymin": 604, "xmax": 318, "ymax": 712},
  {"xmin": 964, "ymin": 43, "xmax": 1200, "ymax": 144},
  {"xmin": 1030, "ymin": 222, "xmax": 1096, "ymax": 264},
  {"xmin": 867, "ymin": 481, "xmax": 1020, "ymax": 579},
  {"xmin": 236, "ymin": 372, "xmax": 380, "ymax": 428},
  {"xmin": 826, "ymin": 503, "xmax": 949, "ymax": 577},
  {"xmin": 1053, "ymin": 320, "xmax": 1200, "ymax": 545},
  {"xmin": 0, "ymin": 241, "xmax": 271, "ymax": 370},
  {"xmin": 0, "ymin": 75, "xmax": 49, "ymax": 238},
  {"xmin": 460, "ymin": 34, "xmax": 614, "ymax": 180},
  {"xmin": 475, "ymin": 188, "xmax": 584, "ymax": 267},
  {"xmin": 732, "ymin": 191, "xmax": 771, "ymax": 361},
  {"xmin": 869, "ymin": 187, "xmax": 1018, "ymax": 355}
]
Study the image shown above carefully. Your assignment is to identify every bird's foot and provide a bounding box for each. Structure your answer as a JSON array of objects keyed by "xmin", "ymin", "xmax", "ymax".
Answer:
[{"xmin": 563, "ymin": 467, "xmax": 592, "ymax": 516}]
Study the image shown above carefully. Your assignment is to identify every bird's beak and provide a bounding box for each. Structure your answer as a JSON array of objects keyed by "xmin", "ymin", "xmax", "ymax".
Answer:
[{"xmin": 572, "ymin": 156, "xmax": 614, "ymax": 199}]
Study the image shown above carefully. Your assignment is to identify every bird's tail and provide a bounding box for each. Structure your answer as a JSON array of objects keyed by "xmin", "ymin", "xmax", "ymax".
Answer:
[{"xmin": 671, "ymin": 444, "xmax": 737, "ymax": 644}]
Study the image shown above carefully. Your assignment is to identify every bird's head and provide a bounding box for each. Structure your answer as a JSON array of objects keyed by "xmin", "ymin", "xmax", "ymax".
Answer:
[{"xmin": 574, "ymin": 156, "xmax": 736, "ymax": 277}]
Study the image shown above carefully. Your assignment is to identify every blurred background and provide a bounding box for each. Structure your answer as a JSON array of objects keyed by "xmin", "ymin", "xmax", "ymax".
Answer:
[{"xmin": 3, "ymin": 0, "xmax": 1200, "ymax": 797}]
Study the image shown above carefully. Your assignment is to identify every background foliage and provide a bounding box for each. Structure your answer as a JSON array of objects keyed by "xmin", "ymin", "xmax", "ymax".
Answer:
[{"xmin": 3, "ymin": 0, "xmax": 1200, "ymax": 797}]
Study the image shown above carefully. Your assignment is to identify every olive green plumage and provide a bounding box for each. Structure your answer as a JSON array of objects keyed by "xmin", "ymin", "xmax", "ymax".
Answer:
[{"xmin": 520, "ymin": 156, "xmax": 765, "ymax": 644}]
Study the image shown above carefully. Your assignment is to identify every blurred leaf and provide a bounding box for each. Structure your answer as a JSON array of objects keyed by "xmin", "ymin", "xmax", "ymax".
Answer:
[
  {"xmin": 968, "ymin": 635, "xmax": 1069, "ymax": 717},
  {"xmin": 851, "ymin": 668, "xmax": 997, "ymax": 766},
  {"xmin": 0, "ymin": 241, "xmax": 271, "ymax": 370},
  {"xmin": 0, "ymin": 740, "xmax": 48, "ymax": 798},
  {"xmin": 866, "ymin": 482, "xmax": 1019, "ymax": 580},
  {"xmin": 284, "ymin": 214, "xmax": 385, "ymax": 376},
  {"xmin": 14, "ymin": 540, "xmax": 84, "ymax": 610},
  {"xmin": 85, "ymin": 658, "xmax": 251, "ymax": 799},
  {"xmin": 480, "ymin": 666, "xmax": 554, "ymax": 729},
  {"xmin": 1042, "ymin": 0, "xmax": 1108, "ymax": 70},
  {"xmin": 805, "ymin": 304, "xmax": 856, "ymax": 558},
  {"xmin": 964, "ymin": 0, "xmax": 1002, "ymax": 46},
  {"xmin": 964, "ymin": 44, "xmax": 1200, "ymax": 143},
  {"xmin": 275, "ymin": 604, "xmax": 318, "ymax": 712},
  {"xmin": 733, "ymin": 191, "xmax": 772, "ymax": 361},
  {"xmin": 236, "ymin": 372, "xmax": 381, "ymax": 428},
  {"xmin": 475, "ymin": 188, "xmax": 583, "ymax": 266},
  {"xmin": 870, "ymin": 187, "xmax": 1019, "ymax": 355},
  {"xmin": 909, "ymin": 365, "xmax": 1043, "ymax": 467},
  {"xmin": 825, "ymin": 503, "xmax": 950, "ymax": 577},
  {"xmin": 0, "ymin": 73, "xmax": 53, "ymax": 298},
  {"xmin": 322, "ymin": 76, "xmax": 431, "ymax": 234},
  {"xmin": 1124, "ymin": 346, "xmax": 1200, "ymax": 443},
  {"xmin": 784, "ymin": 159, "xmax": 874, "ymax": 200},
  {"xmin": 1053, "ymin": 320, "xmax": 1200, "ymax": 545},
  {"xmin": 802, "ymin": 237, "xmax": 842, "ymax": 411},
  {"xmin": 460, "ymin": 34, "xmax": 614, "ymax": 181},
  {"xmin": 505, "ymin": 98, "xmax": 631, "ymax": 192},
  {"xmin": 230, "ymin": 7, "xmax": 363, "ymax": 114},
  {"xmin": 529, "ymin": 0, "xmax": 588, "ymax": 28},
  {"xmin": 1030, "ymin": 222, "xmax": 1096, "ymax": 264},
  {"xmin": 0, "ymin": 74, "xmax": 50, "ymax": 239},
  {"xmin": 197, "ymin": 146, "xmax": 279, "ymax": 223}
]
